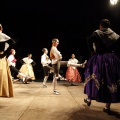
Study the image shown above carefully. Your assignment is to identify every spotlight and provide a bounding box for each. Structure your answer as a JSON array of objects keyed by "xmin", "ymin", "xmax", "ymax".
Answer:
[{"xmin": 110, "ymin": 0, "xmax": 118, "ymax": 5}]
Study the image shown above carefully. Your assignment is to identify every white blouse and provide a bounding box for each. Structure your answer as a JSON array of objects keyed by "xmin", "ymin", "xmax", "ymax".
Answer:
[
  {"xmin": 68, "ymin": 58, "xmax": 78, "ymax": 69},
  {"xmin": 22, "ymin": 57, "xmax": 33, "ymax": 64},
  {"xmin": 41, "ymin": 53, "xmax": 51, "ymax": 66},
  {"xmin": 8, "ymin": 55, "xmax": 16, "ymax": 67}
]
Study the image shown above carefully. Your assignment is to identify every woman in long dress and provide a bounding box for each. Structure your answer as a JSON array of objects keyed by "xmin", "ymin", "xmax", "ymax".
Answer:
[
  {"xmin": 84, "ymin": 19, "xmax": 120, "ymax": 114},
  {"xmin": 0, "ymin": 24, "xmax": 15, "ymax": 97},
  {"xmin": 66, "ymin": 54, "xmax": 82, "ymax": 85},
  {"xmin": 18, "ymin": 53, "xmax": 36, "ymax": 83}
]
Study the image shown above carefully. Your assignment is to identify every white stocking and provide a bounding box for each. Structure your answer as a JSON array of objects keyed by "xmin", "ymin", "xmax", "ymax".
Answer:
[
  {"xmin": 43, "ymin": 76, "xmax": 48, "ymax": 85},
  {"xmin": 52, "ymin": 77, "xmax": 58, "ymax": 91},
  {"xmin": 58, "ymin": 74, "xmax": 62, "ymax": 78},
  {"xmin": 18, "ymin": 72, "xmax": 26, "ymax": 78},
  {"xmin": 23, "ymin": 77, "xmax": 25, "ymax": 82}
]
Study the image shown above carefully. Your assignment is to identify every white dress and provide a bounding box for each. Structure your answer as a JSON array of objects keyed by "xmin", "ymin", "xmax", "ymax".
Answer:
[{"xmin": 18, "ymin": 57, "xmax": 35, "ymax": 80}]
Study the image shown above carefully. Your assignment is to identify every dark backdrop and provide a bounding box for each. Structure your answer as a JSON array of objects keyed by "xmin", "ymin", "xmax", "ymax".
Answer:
[{"xmin": 1, "ymin": 0, "xmax": 120, "ymax": 79}]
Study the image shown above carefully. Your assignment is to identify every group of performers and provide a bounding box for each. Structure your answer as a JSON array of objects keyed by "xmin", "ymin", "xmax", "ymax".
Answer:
[
  {"xmin": 7, "ymin": 49, "xmax": 35, "ymax": 83},
  {"xmin": 7, "ymin": 49, "xmax": 36, "ymax": 83},
  {"xmin": 41, "ymin": 48, "xmax": 83, "ymax": 88},
  {"xmin": 0, "ymin": 18, "xmax": 120, "ymax": 115},
  {"xmin": 0, "ymin": 23, "xmax": 36, "ymax": 97},
  {"xmin": 41, "ymin": 38, "xmax": 87, "ymax": 95}
]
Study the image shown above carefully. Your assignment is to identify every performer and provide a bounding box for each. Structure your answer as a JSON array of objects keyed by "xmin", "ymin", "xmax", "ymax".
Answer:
[
  {"xmin": 7, "ymin": 49, "xmax": 30, "ymax": 83},
  {"xmin": 84, "ymin": 19, "xmax": 120, "ymax": 115},
  {"xmin": 0, "ymin": 24, "xmax": 15, "ymax": 97},
  {"xmin": 50, "ymin": 38, "xmax": 87, "ymax": 95},
  {"xmin": 18, "ymin": 53, "xmax": 36, "ymax": 83},
  {"xmin": 7, "ymin": 49, "xmax": 17, "ymax": 80},
  {"xmin": 66, "ymin": 54, "xmax": 82, "ymax": 85},
  {"xmin": 41, "ymin": 48, "xmax": 54, "ymax": 87}
]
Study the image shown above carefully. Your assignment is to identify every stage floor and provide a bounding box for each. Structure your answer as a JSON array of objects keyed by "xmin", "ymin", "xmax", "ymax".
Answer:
[{"xmin": 0, "ymin": 80, "xmax": 120, "ymax": 120}]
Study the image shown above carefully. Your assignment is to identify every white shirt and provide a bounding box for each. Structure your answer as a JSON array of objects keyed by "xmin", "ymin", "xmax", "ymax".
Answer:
[
  {"xmin": 8, "ymin": 55, "xmax": 16, "ymax": 67},
  {"xmin": 50, "ymin": 46, "xmax": 62, "ymax": 64},
  {"xmin": 22, "ymin": 57, "xmax": 33, "ymax": 64},
  {"xmin": 41, "ymin": 53, "xmax": 51, "ymax": 66},
  {"xmin": 68, "ymin": 58, "xmax": 78, "ymax": 69}
]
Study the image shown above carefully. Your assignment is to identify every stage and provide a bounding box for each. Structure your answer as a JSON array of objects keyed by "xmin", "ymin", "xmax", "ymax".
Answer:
[{"xmin": 0, "ymin": 80, "xmax": 120, "ymax": 120}]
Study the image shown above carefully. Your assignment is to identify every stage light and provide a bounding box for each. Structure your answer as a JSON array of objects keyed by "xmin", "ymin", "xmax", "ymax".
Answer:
[{"xmin": 110, "ymin": 0, "xmax": 118, "ymax": 5}]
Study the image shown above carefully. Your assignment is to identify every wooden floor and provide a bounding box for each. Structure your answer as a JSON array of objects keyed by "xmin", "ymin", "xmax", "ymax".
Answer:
[{"xmin": 0, "ymin": 80, "xmax": 120, "ymax": 120}]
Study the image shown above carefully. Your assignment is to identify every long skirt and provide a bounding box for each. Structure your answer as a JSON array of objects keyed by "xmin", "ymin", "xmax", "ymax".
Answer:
[
  {"xmin": 66, "ymin": 66, "xmax": 82, "ymax": 83},
  {"xmin": 84, "ymin": 53, "xmax": 120, "ymax": 103},
  {"xmin": 0, "ymin": 57, "xmax": 14, "ymax": 97},
  {"xmin": 18, "ymin": 64, "xmax": 35, "ymax": 80}
]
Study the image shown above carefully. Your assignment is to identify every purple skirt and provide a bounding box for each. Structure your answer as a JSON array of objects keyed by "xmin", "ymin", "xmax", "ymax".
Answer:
[{"xmin": 84, "ymin": 52, "xmax": 120, "ymax": 103}]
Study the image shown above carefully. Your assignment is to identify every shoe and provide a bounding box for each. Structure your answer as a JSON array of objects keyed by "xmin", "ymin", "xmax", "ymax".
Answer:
[
  {"xmin": 84, "ymin": 98, "xmax": 91, "ymax": 106},
  {"xmin": 12, "ymin": 79, "xmax": 19, "ymax": 82},
  {"xmin": 23, "ymin": 81, "xmax": 28, "ymax": 84},
  {"xmin": 22, "ymin": 81, "xmax": 28, "ymax": 84},
  {"xmin": 54, "ymin": 90, "xmax": 60, "ymax": 95},
  {"xmin": 42, "ymin": 85, "xmax": 47, "ymax": 88},
  {"xmin": 26, "ymin": 76, "xmax": 32, "ymax": 80},
  {"xmin": 23, "ymin": 77, "xmax": 28, "ymax": 84},
  {"xmin": 71, "ymin": 83, "xmax": 75, "ymax": 86},
  {"xmin": 103, "ymin": 108, "xmax": 111, "ymax": 115}
]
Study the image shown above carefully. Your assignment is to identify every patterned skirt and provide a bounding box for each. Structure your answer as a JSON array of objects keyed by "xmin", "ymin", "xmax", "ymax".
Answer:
[{"xmin": 84, "ymin": 53, "xmax": 120, "ymax": 103}]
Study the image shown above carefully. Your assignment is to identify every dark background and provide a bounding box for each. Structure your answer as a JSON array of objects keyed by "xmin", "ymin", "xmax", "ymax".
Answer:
[{"xmin": 1, "ymin": 0, "xmax": 120, "ymax": 79}]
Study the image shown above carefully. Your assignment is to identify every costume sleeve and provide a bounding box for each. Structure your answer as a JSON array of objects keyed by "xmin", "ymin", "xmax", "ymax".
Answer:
[
  {"xmin": 3, "ymin": 33, "xmax": 11, "ymax": 40},
  {"xmin": 20, "ymin": 59, "xmax": 25, "ymax": 64},
  {"xmin": 31, "ymin": 61, "xmax": 36, "ymax": 66},
  {"xmin": 0, "ymin": 39, "xmax": 16, "ymax": 58},
  {"xmin": 111, "ymin": 37, "xmax": 120, "ymax": 53},
  {"xmin": 76, "ymin": 59, "xmax": 78, "ymax": 63},
  {"xmin": 87, "ymin": 35, "xmax": 96, "ymax": 53}
]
